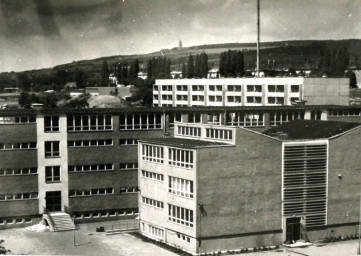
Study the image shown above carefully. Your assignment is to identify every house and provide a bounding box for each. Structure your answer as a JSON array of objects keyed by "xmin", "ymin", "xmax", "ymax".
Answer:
[{"xmin": 138, "ymin": 120, "xmax": 361, "ymax": 254}]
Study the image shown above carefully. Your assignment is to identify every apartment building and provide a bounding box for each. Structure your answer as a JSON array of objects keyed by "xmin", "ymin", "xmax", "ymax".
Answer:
[
  {"xmin": 138, "ymin": 120, "xmax": 361, "ymax": 254},
  {"xmin": 153, "ymin": 77, "xmax": 350, "ymax": 107},
  {"xmin": 0, "ymin": 105, "xmax": 360, "ymax": 230}
]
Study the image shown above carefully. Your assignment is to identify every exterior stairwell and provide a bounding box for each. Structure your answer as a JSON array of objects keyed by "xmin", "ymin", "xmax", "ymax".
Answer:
[{"xmin": 43, "ymin": 212, "xmax": 76, "ymax": 232}]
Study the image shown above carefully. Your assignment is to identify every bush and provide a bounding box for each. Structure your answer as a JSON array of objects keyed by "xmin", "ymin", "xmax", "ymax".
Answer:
[{"xmin": 0, "ymin": 239, "xmax": 11, "ymax": 254}]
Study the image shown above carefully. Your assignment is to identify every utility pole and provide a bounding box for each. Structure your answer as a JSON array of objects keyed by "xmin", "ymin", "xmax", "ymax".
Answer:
[{"xmin": 256, "ymin": 0, "xmax": 260, "ymax": 77}]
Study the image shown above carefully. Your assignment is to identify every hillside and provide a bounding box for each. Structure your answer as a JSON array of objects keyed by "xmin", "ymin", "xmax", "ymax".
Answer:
[{"xmin": 0, "ymin": 39, "xmax": 360, "ymax": 91}]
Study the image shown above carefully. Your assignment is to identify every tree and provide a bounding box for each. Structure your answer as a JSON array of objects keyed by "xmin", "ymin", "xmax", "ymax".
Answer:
[
  {"xmin": 65, "ymin": 96, "xmax": 89, "ymax": 108},
  {"xmin": 187, "ymin": 55, "xmax": 194, "ymax": 78},
  {"xmin": 219, "ymin": 50, "xmax": 244, "ymax": 77},
  {"xmin": 100, "ymin": 60, "xmax": 110, "ymax": 86},
  {"xmin": 18, "ymin": 92, "xmax": 31, "ymax": 108},
  {"xmin": 345, "ymin": 70, "xmax": 357, "ymax": 88},
  {"xmin": 181, "ymin": 63, "xmax": 186, "ymax": 78}
]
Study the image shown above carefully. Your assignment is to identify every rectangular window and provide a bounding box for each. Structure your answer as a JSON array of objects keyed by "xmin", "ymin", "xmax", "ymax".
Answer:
[
  {"xmin": 205, "ymin": 128, "xmax": 233, "ymax": 140},
  {"xmin": 192, "ymin": 85, "xmax": 204, "ymax": 91},
  {"xmin": 269, "ymin": 111, "xmax": 305, "ymax": 126},
  {"xmin": 119, "ymin": 114, "xmax": 162, "ymax": 130},
  {"xmin": 168, "ymin": 204, "xmax": 193, "ymax": 227},
  {"xmin": 0, "ymin": 192, "xmax": 38, "ymax": 201},
  {"xmin": 246, "ymin": 96, "xmax": 262, "ymax": 103},
  {"xmin": 291, "ymin": 85, "xmax": 300, "ymax": 92},
  {"xmin": 119, "ymin": 186, "xmax": 139, "ymax": 194},
  {"xmin": 247, "ymin": 85, "xmax": 262, "ymax": 92},
  {"xmin": 227, "ymin": 96, "xmax": 241, "ymax": 103},
  {"xmin": 227, "ymin": 85, "xmax": 241, "ymax": 91},
  {"xmin": 119, "ymin": 163, "xmax": 138, "ymax": 171},
  {"xmin": 141, "ymin": 170, "xmax": 164, "ymax": 181},
  {"xmin": 177, "ymin": 126, "xmax": 201, "ymax": 137},
  {"xmin": 226, "ymin": 112, "xmax": 264, "ymax": 127},
  {"xmin": 68, "ymin": 140, "xmax": 113, "ymax": 147},
  {"xmin": 0, "ymin": 142, "xmax": 36, "ymax": 151},
  {"xmin": 149, "ymin": 225, "xmax": 164, "ymax": 239},
  {"xmin": 168, "ymin": 176, "xmax": 193, "ymax": 198},
  {"xmin": 141, "ymin": 196, "xmax": 164, "ymax": 209},
  {"xmin": 69, "ymin": 164, "xmax": 113, "ymax": 172},
  {"xmin": 176, "ymin": 95, "xmax": 188, "ymax": 101},
  {"xmin": 69, "ymin": 188, "xmax": 113, "ymax": 197},
  {"xmin": 45, "ymin": 141, "xmax": 60, "ymax": 157},
  {"xmin": 141, "ymin": 144, "xmax": 164, "ymax": 163},
  {"xmin": 168, "ymin": 148, "xmax": 194, "ymax": 169},
  {"xmin": 45, "ymin": 166, "xmax": 61, "ymax": 183},
  {"xmin": 268, "ymin": 97, "xmax": 284, "ymax": 104},
  {"xmin": 0, "ymin": 167, "xmax": 37, "ymax": 176},
  {"xmin": 0, "ymin": 116, "xmax": 36, "ymax": 124},
  {"xmin": 119, "ymin": 139, "xmax": 138, "ymax": 146},
  {"xmin": 67, "ymin": 115, "xmax": 112, "ymax": 131},
  {"xmin": 209, "ymin": 95, "xmax": 215, "ymax": 102},
  {"xmin": 177, "ymin": 233, "xmax": 191, "ymax": 243},
  {"xmin": 44, "ymin": 116, "xmax": 59, "ymax": 132}
]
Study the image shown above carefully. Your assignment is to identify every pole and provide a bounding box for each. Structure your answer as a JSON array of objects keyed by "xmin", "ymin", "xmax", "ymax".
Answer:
[
  {"xmin": 256, "ymin": 0, "xmax": 260, "ymax": 77},
  {"xmin": 73, "ymin": 216, "xmax": 76, "ymax": 247},
  {"xmin": 357, "ymin": 193, "xmax": 360, "ymax": 255}
]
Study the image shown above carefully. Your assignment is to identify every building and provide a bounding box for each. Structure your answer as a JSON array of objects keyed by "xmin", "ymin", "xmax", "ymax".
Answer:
[
  {"xmin": 153, "ymin": 77, "xmax": 349, "ymax": 107},
  {"xmin": 138, "ymin": 120, "xmax": 361, "ymax": 254},
  {"xmin": 0, "ymin": 105, "xmax": 360, "ymax": 230}
]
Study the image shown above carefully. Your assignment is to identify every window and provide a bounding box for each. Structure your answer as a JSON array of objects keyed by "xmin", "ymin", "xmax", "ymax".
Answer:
[
  {"xmin": 247, "ymin": 85, "xmax": 262, "ymax": 92},
  {"xmin": 191, "ymin": 95, "xmax": 204, "ymax": 101},
  {"xmin": 0, "ymin": 116, "xmax": 36, "ymax": 124},
  {"xmin": 269, "ymin": 111, "xmax": 305, "ymax": 126},
  {"xmin": 69, "ymin": 188, "xmax": 114, "ymax": 197},
  {"xmin": 0, "ymin": 142, "xmax": 36, "ymax": 151},
  {"xmin": 153, "ymin": 85, "xmax": 158, "ymax": 91},
  {"xmin": 68, "ymin": 139, "xmax": 113, "ymax": 147},
  {"xmin": 45, "ymin": 166, "xmax": 61, "ymax": 183},
  {"xmin": 44, "ymin": 116, "xmax": 59, "ymax": 132},
  {"xmin": 176, "ymin": 95, "xmax": 188, "ymax": 101},
  {"xmin": 168, "ymin": 148, "xmax": 194, "ymax": 168},
  {"xmin": 168, "ymin": 176, "xmax": 193, "ymax": 198},
  {"xmin": 45, "ymin": 141, "xmax": 60, "ymax": 157},
  {"xmin": 141, "ymin": 170, "xmax": 164, "ymax": 181},
  {"xmin": 168, "ymin": 204, "xmax": 193, "ymax": 227},
  {"xmin": 291, "ymin": 85, "xmax": 300, "ymax": 92},
  {"xmin": 177, "ymin": 126, "xmax": 201, "ymax": 137},
  {"xmin": 205, "ymin": 128, "xmax": 233, "ymax": 140},
  {"xmin": 169, "ymin": 113, "xmax": 182, "ymax": 128},
  {"xmin": 192, "ymin": 85, "xmax": 204, "ymax": 91},
  {"xmin": 141, "ymin": 197, "xmax": 164, "ymax": 209},
  {"xmin": 119, "ymin": 139, "xmax": 138, "ymax": 146},
  {"xmin": 119, "ymin": 163, "xmax": 138, "ymax": 171},
  {"xmin": 119, "ymin": 114, "xmax": 162, "ymax": 130},
  {"xmin": 67, "ymin": 115, "xmax": 112, "ymax": 131},
  {"xmin": 141, "ymin": 144, "xmax": 164, "ymax": 163},
  {"xmin": 328, "ymin": 109, "xmax": 361, "ymax": 117},
  {"xmin": 119, "ymin": 186, "xmax": 139, "ymax": 194},
  {"xmin": 162, "ymin": 85, "xmax": 172, "ymax": 91},
  {"xmin": 311, "ymin": 111, "xmax": 322, "ymax": 120},
  {"xmin": 207, "ymin": 113, "xmax": 220, "ymax": 125},
  {"xmin": 246, "ymin": 96, "xmax": 262, "ymax": 103},
  {"xmin": 0, "ymin": 192, "xmax": 38, "ymax": 201},
  {"xmin": 226, "ymin": 112, "xmax": 264, "ymax": 127},
  {"xmin": 227, "ymin": 96, "xmax": 241, "ymax": 103},
  {"xmin": 162, "ymin": 95, "xmax": 172, "ymax": 101},
  {"xmin": 0, "ymin": 167, "xmax": 37, "ymax": 176},
  {"xmin": 268, "ymin": 97, "xmax": 284, "ymax": 104},
  {"xmin": 153, "ymin": 95, "xmax": 159, "ymax": 100},
  {"xmin": 69, "ymin": 164, "xmax": 113, "ymax": 172},
  {"xmin": 177, "ymin": 233, "xmax": 191, "ymax": 243},
  {"xmin": 149, "ymin": 225, "xmax": 164, "ymax": 239},
  {"xmin": 227, "ymin": 85, "xmax": 241, "ymax": 91},
  {"xmin": 176, "ymin": 85, "xmax": 187, "ymax": 91},
  {"xmin": 209, "ymin": 95, "xmax": 215, "ymax": 102}
]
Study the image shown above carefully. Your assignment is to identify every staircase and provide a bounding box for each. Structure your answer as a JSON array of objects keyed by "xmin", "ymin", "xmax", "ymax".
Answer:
[{"xmin": 43, "ymin": 213, "xmax": 76, "ymax": 232}]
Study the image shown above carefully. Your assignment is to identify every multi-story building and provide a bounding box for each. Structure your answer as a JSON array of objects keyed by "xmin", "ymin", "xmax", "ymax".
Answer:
[
  {"xmin": 0, "ymin": 105, "xmax": 360, "ymax": 230},
  {"xmin": 153, "ymin": 77, "xmax": 350, "ymax": 107},
  {"xmin": 138, "ymin": 120, "xmax": 361, "ymax": 254}
]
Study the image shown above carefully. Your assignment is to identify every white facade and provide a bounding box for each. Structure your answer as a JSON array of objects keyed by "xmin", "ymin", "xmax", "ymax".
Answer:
[{"xmin": 153, "ymin": 77, "xmax": 350, "ymax": 107}]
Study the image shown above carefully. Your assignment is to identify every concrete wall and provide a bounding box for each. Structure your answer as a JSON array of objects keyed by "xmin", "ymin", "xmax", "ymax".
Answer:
[
  {"xmin": 326, "ymin": 127, "xmax": 361, "ymax": 240},
  {"xmin": 303, "ymin": 78, "xmax": 349, "ymax": 106},
  {"xmin": 197, "ymin": 129, "xmax": 283, "ymax": 252}
]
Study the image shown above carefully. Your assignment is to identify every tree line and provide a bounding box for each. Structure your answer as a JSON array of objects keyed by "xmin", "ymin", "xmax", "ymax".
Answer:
[
  {"xmin": 183, "ymin": 52, "xmax": 209, "ymax": 78},
  {"xmin": 318, "ymin": 47, "xmax": 349, "ymax": 77},
  {"xmin": 219, "ymin": 50, "xmax": 245, "ymax": 77}
]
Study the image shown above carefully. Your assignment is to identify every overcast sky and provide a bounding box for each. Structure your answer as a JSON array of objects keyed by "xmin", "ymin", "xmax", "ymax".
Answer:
[{"xmin": 0, "ymin": 0, "xmax": 360, "ymax": 72}]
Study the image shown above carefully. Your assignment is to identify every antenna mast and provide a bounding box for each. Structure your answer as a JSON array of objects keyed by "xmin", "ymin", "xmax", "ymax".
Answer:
[{"xmin": 256, "ymin": 0, "xmax": 260, "ymax": 77}]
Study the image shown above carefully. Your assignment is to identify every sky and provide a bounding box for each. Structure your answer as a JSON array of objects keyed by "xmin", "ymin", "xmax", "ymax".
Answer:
[{"xmin": 0, "ymin": 0, "xmax": 360, "ymax": 72}]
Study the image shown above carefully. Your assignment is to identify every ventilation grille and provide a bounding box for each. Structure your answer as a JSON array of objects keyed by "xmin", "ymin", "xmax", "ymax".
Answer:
[{"xmin": 284, "ymin": 144, "xmax": 327, "ymax": 228}]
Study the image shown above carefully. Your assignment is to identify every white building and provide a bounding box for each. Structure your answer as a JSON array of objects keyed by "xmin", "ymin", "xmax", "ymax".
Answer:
[{"xmin": 153, "ymin": 77, "xmax": 349, "ymax": 107}]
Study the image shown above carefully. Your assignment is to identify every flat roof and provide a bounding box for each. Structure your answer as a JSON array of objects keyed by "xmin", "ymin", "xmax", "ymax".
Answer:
[
  {"xmin": 139, "ymin": 137, "xmax": 230, "ymax": 149},
  {"xmin": 263, "ymin": 120, "xmax": 361, "ymax": 140},
  {"xmin": 0, "ymin": 105, "xmax": 360, "ymax": 115}
]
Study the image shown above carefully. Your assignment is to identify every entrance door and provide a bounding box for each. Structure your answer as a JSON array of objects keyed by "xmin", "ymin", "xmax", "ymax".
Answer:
[
  {"xmin": 286, "ymin": 217, "xmax": 301, "ymax": 243},
  {"xmin": 46, "ymin": 191, "xmax": 61, "ymax": 212}
]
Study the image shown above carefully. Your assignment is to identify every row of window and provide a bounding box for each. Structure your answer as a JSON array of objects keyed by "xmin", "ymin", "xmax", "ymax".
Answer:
[
  {"xmin": 141, "ymin": 196, "xmax": 164, "ymax": 209},
  {"xmin": 156, "ymin": 84, "xmax": 299, "ymax": 93},
  {"xmin": 270, "ymin": 111, "xmax": 305, "ymax": 126},
  {"xmin": 74, "ymin": 210, "xmax": 137, "ymax": 219},
  {"xmin": 0, "ymin": 142, "xmax": 36, "ymax": 150},
  {"xmin": 0, "ymin": 192, "xmax": 38, "ymax": 201},
  {"xmin": 168, "ymin": 176, "xmax": 194, "ymax": 199},
  {"xmin": 67, "ymin": 115, "xmax": 112, "ymax": 131},
  {"xmin": 68, "ymin": 164, "xmax": 114, "ymax": 172},
  {"xmin": 168, "ymin": 204, "xmax": 194, "ymax": 227},
  {"xmin": 226, "ymin": 112, "xmax": 264, "ymax": 127},
  {"xmin": 119, "ymin": 139, "xmax": 138, "ymax": 146},
  {"xmin": 0, "ymin": 218, "xmax": 33, "ymax": 225},
  {"xmin": 0, "ymin": 116, "xmax": 36, "ymax": 124},
  {"xmin": 328, "ymin": 109, "xmax": 361, "ymax": 117},
  {"xmin": 141, "ymin": 170, "xmax": 164, "ymax": 181},
  {"xmin": 120, "ymin": 186, "xmax": 139, "ymax": 194},
  {"xmin": 119, "ymin": 114, "xmax": 162, "ymax": 130},
  {"xmin": 141, "ymin": 144, "xmax": 164, "ymax": 163},
  {"xmin": 120, "ymin": 163, "xmax": 138, "ymax": 170},
  {"xmin": 68, "ymin": 139, "xmax": 113, "ymax": 147},
  {"xmin": 177, "ymin": 126, "xmax": 201, "ymax": 137},
  {"xmin": 205, "ymin": 128, "xmax": 233, "ymax": 140},
  {"xmin": 0, "ymin": 167, "xmax": 37, "ymax": 176},
  {"xmin": 148, "ymin": 225, "xmax": 165, "ymax": 239},
  {"xmin": 69, "ymin": 188, "xmax": 114, "ymax": 197}
]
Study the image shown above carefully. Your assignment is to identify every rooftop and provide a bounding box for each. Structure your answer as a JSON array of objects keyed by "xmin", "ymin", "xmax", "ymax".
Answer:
[
  {"xmin": 139, "ymin": 137, "xmax": 230, "ymax": 149},
  {"xmin": 263, "ymin": 120, "xmax": 361, "ymax": 140}
]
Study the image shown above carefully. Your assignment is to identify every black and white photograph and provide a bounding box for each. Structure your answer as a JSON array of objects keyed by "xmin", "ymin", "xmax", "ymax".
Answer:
[{"xmin": 0, "ymin": 0, "xmax": 360, "ymax": 255}]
